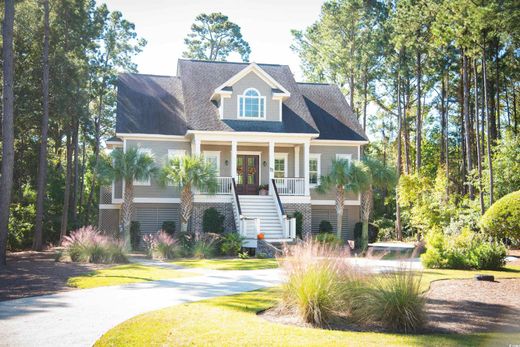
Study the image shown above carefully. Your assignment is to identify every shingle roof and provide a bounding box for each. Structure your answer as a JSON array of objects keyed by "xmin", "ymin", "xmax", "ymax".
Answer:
[
  {"xmin": 298, "ymin": 83, "xmax": 367, "ymax": 141},
  {"xmin": 115, "ymin": 60, "xmax": 366, "ymax": 141}
]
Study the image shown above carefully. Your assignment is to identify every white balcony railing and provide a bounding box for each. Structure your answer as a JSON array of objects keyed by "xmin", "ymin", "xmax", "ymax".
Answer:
[
  {"xmin": 273, "ymin": 177, "xmax": 305, "ymax": 196},
  {"xmin": 198, "ymin": 177, "xmax": 233, "ymax": 194}
]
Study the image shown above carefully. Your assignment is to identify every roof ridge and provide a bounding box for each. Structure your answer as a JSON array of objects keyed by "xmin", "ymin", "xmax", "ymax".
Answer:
[
  {"xmin": 178, "ymin": 58, "xmax": 284, "ymax": 67},
  {"xmin": 297, "ymin": 82, "xmax": 332, "ymax": 85},
  {"xmin": 120, "ymin": 72, "xmax": 178, "ymax": 78}
]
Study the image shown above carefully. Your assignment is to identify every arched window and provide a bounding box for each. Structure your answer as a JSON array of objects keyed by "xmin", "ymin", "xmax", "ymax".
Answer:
[{"xmin": 238, "ymin": 88, "xmax": 265, "ymax": 119}]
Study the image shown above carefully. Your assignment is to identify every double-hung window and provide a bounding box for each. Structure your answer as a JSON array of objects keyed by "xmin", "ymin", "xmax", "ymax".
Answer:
[
  {"xmin": 274, "ymin": 153, "xmax": 288, "ymax": 179},
  {"xmin": 203, "ymin": 151, "xmax": 220, "ymax": 174},
  {"xmin": 238, "ymin": 88, "xmax": 265, "ymax": 119},
  {"xmin": 133, "ymin": 148, "xmax": 153, "ymax": 186},
  {"xmin": 309, "ymin": 154, "xmax": 321, "ymax": 187}
]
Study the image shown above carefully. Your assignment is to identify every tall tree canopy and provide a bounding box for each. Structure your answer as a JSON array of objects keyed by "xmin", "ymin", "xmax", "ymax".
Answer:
[{"xmin": 183, "ymin": 12, "xmax": 251, "ymax": 62}]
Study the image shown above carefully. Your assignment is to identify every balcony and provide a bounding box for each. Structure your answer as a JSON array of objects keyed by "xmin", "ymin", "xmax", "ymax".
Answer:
[{"xmin": 273, "ymin": 177, "xmax": 305, "ymax": 196}]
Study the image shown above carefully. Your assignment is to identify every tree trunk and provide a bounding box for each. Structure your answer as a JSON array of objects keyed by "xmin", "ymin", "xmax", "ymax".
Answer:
[
  {"xmin": 463, "ymin": 52, "xmax": 474, "ymax": 199},
  {"xmin": 180, "ymin": 184, "xmax": 193, "ymax": 232},
  {"xmin": 33, "ymin": 0, "xmax": 50, "ymax": 251},
  {"xmin": 495, "ymin": 41, "xmax": 501, "ymax": 138},
  {"xmin": 0, "ymin": 0, "xmax": 15, "ymax": 266},
  {"xmin": 59, "ymin": 131, "xmax": 74, "ymax": 242},
  {"xmin": 396, "ymin": 73, "xmax": 403, "ymax": 241},
  {"xmin": 85, "ymin": 94, "xmax": 104, "ymax": 224},
  {"xmin": 335, "ymin": 185, "xmax": 345, "ymax": 240},
  {"xmin": 363, "ymin": 68, "xmax": 368, "ymax": 130},
  {"xmin": 121, "ymin": 181, "xmax": 134, "ymax": 250},
  {"xmin": 440, "ymin": 71, "xmax": 447, "ymax": 166},
  {"xmin": 482, "ymin": 49, "xmax": 494, "ymax": 206},
  {"xmin": 71, "ymin": 119, "xmax": 80, "ymax": 227},
  {"xmin": 473, "ymin": 59, "xmax": 485, "ymax": 214},
  {"xmin": 78, "ymin": 126, "xmax": 87, "ymax": 224},
  {"xmin": 361, "ymin": 189, "xmax": 372, "ymax": 250},
  {"xmin": 415, "ymin": 50, "xmax": 422, "ymax": 174},
  {"xmin": 403, "ymin": 75, "xmax": 411, "ymax": 174}
]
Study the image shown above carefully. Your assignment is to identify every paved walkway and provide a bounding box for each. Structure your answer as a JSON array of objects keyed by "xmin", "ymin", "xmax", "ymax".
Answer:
[{"xmin": 0, "ymin": 266, "xmax": 283, "ymax": 347}]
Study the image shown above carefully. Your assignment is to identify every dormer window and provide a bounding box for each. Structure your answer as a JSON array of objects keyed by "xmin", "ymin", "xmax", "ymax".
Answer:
[{"xmin": 238, "ymin": 88, "xmax": 265, "ymax": 119}]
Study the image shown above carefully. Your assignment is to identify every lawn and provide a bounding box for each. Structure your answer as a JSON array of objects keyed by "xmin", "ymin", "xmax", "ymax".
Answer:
[
  {"xmin": 67, "ymin": 264, "xmax": 195, "ymax": 289},
  {"xmin": 171, "ymin": 258, "xmax": 278, "ymax": 270},
  {"xmin": 95, "ymin": 266, "xmax": 520, "ymax": 346}
]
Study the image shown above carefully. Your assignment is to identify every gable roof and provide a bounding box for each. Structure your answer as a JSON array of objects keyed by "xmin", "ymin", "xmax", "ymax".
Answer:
[{"xmin": 115, "ymin": 59, "xmax": 367, "ymax": 141}]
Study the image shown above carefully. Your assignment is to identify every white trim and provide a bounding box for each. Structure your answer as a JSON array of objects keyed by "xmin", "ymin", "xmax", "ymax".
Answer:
[
  {"xmin": 278, "ymin": 99, "xmax": 282, "ymax": 121},
  {"xmin": 194, "ymin": 195, "xmax": 232, "ymax": 203},
  {"xmin": 304, "ymin": 141, "xmax": 310, "ymax": 196},
  {"xmin": 113, "ymin": 198, "xmax": 123, "ymax": 204},
  {"xmin": 99, "ymin": 204, "xmax": 120, "ymax": 210},
  {"xmin": 133, "ymin": 198, "xmax": 180, "ymax": 203},
  {"xmin": 187, "ymin": 130, "xmax": 318, "ymax": 143},
  {"xmin": 309, "ymin": 153, "xmax": 321, "ymax": 188},
  {"xmin": 117, "ymin": 133, "xmax": 190, "ymax": 142},
  {"xmin": 237, "ymin": 88, "xmax": 266, "ymax": 120},
  {"xmin": 274, "ymin": 152, "xmax": 288, "ymax": 179},
  {"xmin": 336, "ymin": 153, "xmax": 353, "ymax": 162},
  {"xmin": 133, "ymin": 148, "xmax": 152, "ymax": 186},
  {"xmin": 203, "ymin": 150, "xmax": 221, "ymax": 172},
  {"xmin": 211, "ymin": 63, "xmax": 290, "ymax": 99},
  {"xmin": 311, "ymin": 140, "xmax": 368, "ymax": 146},
  {"xmin": 294, "ymin": 145, "xmax": 300, "ymax": 177},
  {"xmin": 311, "ymin": 199, "xmax": 361, "ymax": 206},
  {"xmin": 280, "ymin": 195, "xmax": 311, "ymax": 204}
]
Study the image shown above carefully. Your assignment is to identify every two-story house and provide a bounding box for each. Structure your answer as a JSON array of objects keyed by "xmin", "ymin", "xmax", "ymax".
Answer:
[{"xmin": 99, "ymin": 59, "xmax": 368, "ymax": 247}]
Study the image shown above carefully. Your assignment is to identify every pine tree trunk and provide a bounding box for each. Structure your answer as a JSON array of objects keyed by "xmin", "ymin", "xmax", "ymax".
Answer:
[
  {"xmin": 0, "ymin": 0, "xmax": 15, "ymax": 266},
  {"xmin": 495, "ymin": 42, "xmax": 501, "ymax": 138},
  {"xmin": 440, "ymin": 71, "xmax": 447, "ymax": 166},
  {"xmin": 71, "ymin": 119, "xmax": 80, "ymax": 227},
  {"xmin": 396, "ymin": 73, "xmax": 403, "ymax": 241},
  {"xmin": 403, "ymin": 76, "xmax": 411, "ymax": 174},
  {"xmin": 482, "ymin": 48, "xmax": 494, "ymax": 206},
  {"xmin": 121, "ymin": 181, "xmax": 134, "ymax": 250},
  {"xmin": 180, "ymin": 184, "xmax": 193, "ymax": 232},
  {"xmin": 415, "ymin": 50, "xmax": 422, "ymax": 173},
  {"xmin": 33, "ymin": 0, "xmax": 50, "ymax": 251},
  {"xmin": 473, "ymin": 59, "xmax": 485, "ymax": 214},
  {"xmin": 363, "ymin": 68, "xmax": 368, "ymax": 130},
  {"xmin": 462, "ymin": 52, "xmax": 474, "ymax": 199},
  {"xmin": 335, "ymin": 185, "xmax": 345, "ymax": 240},
  {"xmin": 59, "ymin": 131, "xmax": 74, "ymax": 242},
  {"xmin": 85, "ymin": 94, "xmax": 104, "ymax": 224}
]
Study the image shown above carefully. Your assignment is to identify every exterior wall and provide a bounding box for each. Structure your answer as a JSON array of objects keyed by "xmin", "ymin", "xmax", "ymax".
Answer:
[
  {"xmin": 191, "ymin": 202, "xmax": 236, "ymax": 233},
  {"xmin": 201, "ymin": 144, "xmax": 231, "ymax": 177},
  {"xmin": 98, "ymin": 208, "xmax": 120, "ymax": 235},
  {"xmin": 126, "ymin": 139, "xmax": 191, "ymax": 198},
  {"xmin": 311, "ymin": 205, "xmax": 360, "ymax": 241},
  {"xmin": 283, "ymin": 203, "xmax": 312, "ymax": 237},
  {"xmin": 132, "ymin": 203, "xmax": 181, "ymax": 234},
  {"xmin": 309, "ymin": 144, "xmax": 360, "ymax": 201},
  {"xmin": 222, "ymin": 71, "xmax": 281, "ymax": 121}
]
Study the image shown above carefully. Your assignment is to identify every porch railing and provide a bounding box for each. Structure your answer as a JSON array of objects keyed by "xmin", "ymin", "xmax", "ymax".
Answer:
[
  {"xmin": 273, "ymin": 177, "xmax": 305, "ymax": 196},
  {"xmin": 198, "ymin": 176, "xmax": 233, "ymax": 194}
]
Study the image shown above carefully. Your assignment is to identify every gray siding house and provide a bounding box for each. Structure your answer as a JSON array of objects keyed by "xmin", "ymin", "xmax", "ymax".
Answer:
[{"xmin": 99, "ymin": 59, "xmax": 368, "ymax": 246}]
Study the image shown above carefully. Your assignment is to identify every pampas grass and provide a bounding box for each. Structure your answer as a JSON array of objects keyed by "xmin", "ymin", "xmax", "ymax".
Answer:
[{"xmin": 62, "ymin": 226, "xmax": 127, "ymax": 264}]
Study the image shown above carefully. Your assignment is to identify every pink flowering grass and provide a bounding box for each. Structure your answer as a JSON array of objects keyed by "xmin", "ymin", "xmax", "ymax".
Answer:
[
  {"xmin": 62, "ymin": 226, "xmax": 127, "ymax": 264},
  {"xmin": 143, "ymin": 230, "xmax": 179, "ymax": 260}
]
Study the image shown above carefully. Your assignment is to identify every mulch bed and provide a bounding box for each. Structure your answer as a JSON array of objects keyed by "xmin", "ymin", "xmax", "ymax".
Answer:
[
  {"xmin": 0, "ymin": 250, "xmax": 110, "ymax": 301},
  {"xmin": 260, "ymin": 278, "xmax": 520, "ymax": 334}
]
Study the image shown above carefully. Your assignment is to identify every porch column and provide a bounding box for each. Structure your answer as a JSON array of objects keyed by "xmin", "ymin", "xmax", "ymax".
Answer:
[
  {"xmin": 193, "ymin": 137, "xmax": 201, "ymax": 156},
  {"xmin": 231, "ymin": 140, "xmax": 237, "ymax": 180},
  {"xmin": 294, "ymin": 145, "xmax": 300, "ymax": 177},
  {"xmin": 304, "ymin": 141, "xmax": 310, "ymax": 196},
  {"xmin": 269, "ymin": 140, "xmax": 275, "ymax": 181}
]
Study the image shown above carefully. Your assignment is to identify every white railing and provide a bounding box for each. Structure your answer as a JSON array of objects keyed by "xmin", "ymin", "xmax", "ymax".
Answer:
[
  {"xmin": 198, "ymin": 177, "xmax": 233, "ymax": 194},
  {"xmin": 240, "ymin": 217, "xmax": 260, "ymax": 238},
  {"xmin": 274, "ymin": 177, "xmax": 305, "ymax": 196},
  {"xmin": 271, "ymin": 179, "xmax": 297, "ymax": 240}
]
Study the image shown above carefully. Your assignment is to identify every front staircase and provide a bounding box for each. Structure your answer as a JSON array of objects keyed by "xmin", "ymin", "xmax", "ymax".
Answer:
[{"xmin": 239, "ymin": 195, "xmax": 285, "ymax": 240}]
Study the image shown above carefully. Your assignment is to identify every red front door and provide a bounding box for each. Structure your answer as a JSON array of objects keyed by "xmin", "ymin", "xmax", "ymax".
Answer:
[{"xmin": 236, "ymin": 155, "xmax": 259, "ymax": 195}]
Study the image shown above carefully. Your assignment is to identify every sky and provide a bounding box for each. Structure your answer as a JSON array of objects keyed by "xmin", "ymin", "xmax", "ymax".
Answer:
[{"xmin": 100, "ymin": 0, "xmax": 325, "ymax": 80}]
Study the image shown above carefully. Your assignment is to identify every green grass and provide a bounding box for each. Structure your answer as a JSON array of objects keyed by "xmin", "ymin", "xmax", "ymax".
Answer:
[
  {"xmin": 67, "ymin": 264, "xmax": 195, "ymax": 289},
  {"xmin": 170, "ymin": 257, "xmax": 278, "ymax": 270},
  {"xmin": 95, "ymin": 266, "xmax": 520, "ymax": 347}
]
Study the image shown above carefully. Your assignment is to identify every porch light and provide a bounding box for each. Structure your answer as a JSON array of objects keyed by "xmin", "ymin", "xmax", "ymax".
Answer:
[
  {"xmin": 263, "ymin": 160, "xmax": 267, "ymax": 167},
  {"xmin": 225, "ymin": 159, "xmax": 229, "ymax": 166}
]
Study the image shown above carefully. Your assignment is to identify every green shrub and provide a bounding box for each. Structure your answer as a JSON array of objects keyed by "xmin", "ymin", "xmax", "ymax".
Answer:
[
  {"xmin": 421, "ymin": 229, "xmax": 506, "ymax": 270},
  {"xmin": 175, "ymin": 231, "xmax": 196, "ymax": 256},
  {"xmin": 238, "ymin": 251, "xmax": 250, "ymax": 259},
  {"xmin": 62, "ymin": 226, "xmax": 127, "ymax": 264},
  {"xmin": 7, "ymin": 202, "xmax": 35, "ymax": 250},
  {"xmin": 480, "ymin": 190, "xmax": 520, "ymax": 242},
  {"xmin": 143, "ymin": 231, "xmax": 179, "ymax": 260},
  {"xmin": 202, "ymin": 208, "xmax": 225, "ymax": 233},
  {"xmin": 355, "ymin": 270, "xmax": 425, "ymax": 333},
  {"xmin": 292, "ymin": 211, "xmax": 303, "ymax": 238},
  {"xmin": 256, "ymin": 251, "xmax": 269, "ymax": 259},
  {"xmin": 161, "ymin": 221, "xmax": 176, "ymax": 236},
  {"xmin": 130, "ymin": 221, "xmax": 141, "ymax": 251},
  {"xmin": 354, "ymin": 222, "xmax": 379, "ymax": 246},
  {"xmin": 192, "ymin": 233, "xmax": 220, "ymax": 258},
  {"xmin": 315, "ymin": 232, "xmax": 341, "ymax": 246},
  {"xmin": 318, "ymin": 220, "xmax": 333, "ymax": 233},
  {"xmin": 220, "ymin": 232, "xmax": 244, "ymax": 256}
]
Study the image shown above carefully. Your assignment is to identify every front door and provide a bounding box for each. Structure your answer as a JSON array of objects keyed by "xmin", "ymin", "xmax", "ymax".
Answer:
[{"xmin": 236, "ymin": 155, "xmax": 259, "ymax": 195}]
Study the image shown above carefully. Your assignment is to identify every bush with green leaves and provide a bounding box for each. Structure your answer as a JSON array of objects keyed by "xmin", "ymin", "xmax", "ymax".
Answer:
[
  {"xmin": 315, "ymin": 232, "xmax": 341, "ymax": 246},
  {"xmin": 161, "ymin": 221, "xmax": 176, "ymax": 236},
  {"xmin": 130, "ymin": 221, "xmax": 141, "ymax": 251},
  {"xmin": 318, "ymin": 220, "xmax": 333, "ymax": 233},
  {"xmin": 192, "ymin": 233, "xmax": 221, "ymax": 258},
  {"xmin": 202, "ymin": 207, "xmax": 225, "ymax": 233},
  {"xmin": 292, "ymin": 211, "xmax": 303, "ymax": 238},
  {"xmin": 421, "ymin": 229, "xmax": 506, "ymax": 270},
  {"xmin": 143, "ymin": 231, "xmax": 179, "ymax": 260},
  {"xmin": 220, "ymin": 232, "xmax": 244, "ymax": 256},
  {"xmin": 61, "ymin": 226, "xmax": 127, "ymax": 264},
  {"xmin": 480, "ymin": 190, "xmax": 520, "ymax": 242}
]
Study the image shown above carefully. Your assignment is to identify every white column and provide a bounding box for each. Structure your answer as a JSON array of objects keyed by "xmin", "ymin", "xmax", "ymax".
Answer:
[
  {"xmin": 304, "ymin": 141, "xmax": 310, "ymax": 196},
  {"xmin": 231, "ymin": 140, "xmax": 237, "ymax": 179},
  {"xmin": 294, "ymin": 145, "xmax": 300, "ymax": 177},
  {"xmin": 269, "ymin": 140, "xmax": 275, "ymax": 182},
  {"xmin": 194, "ymin": 138, "xmax": 201, "ymax": 156}
]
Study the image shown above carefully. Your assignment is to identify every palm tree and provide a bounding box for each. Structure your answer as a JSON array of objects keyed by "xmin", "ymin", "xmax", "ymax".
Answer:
[
  {"xmin": 99, "ymin": 148, "xmax": 157, "ymax": 249},
  {"xmin": 317, "ymin": 159, "xmax": 371, "ymax": 240},
  {"xmin": 160, "ymin": 155, "xmax": 218, "ymax": 232},
  {"xmin": 360, "ymin": 157, "xmax": 397, "ymax": 249}
]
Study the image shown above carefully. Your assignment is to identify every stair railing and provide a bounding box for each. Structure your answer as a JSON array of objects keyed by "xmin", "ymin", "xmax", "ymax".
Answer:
[
  {"xmin": 271, "ymin": 179, "xmax": 296, "ymax": 239},
  {"xmin": 232, "ymin": 178, "xmax": 260, "ymax": 238}
]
